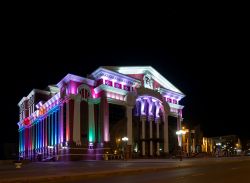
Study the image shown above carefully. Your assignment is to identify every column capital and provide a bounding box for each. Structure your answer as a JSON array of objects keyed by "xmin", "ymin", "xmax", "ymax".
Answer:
[
  {"xmin": 148, "ymin": 115, "xmax": 154, "ymax": 121},
  {"xmin": 140, "ymin": 115, "xmax": 147, "ymax": 121},
  {"xmin": 126, "ymin": 105, "xmax": 134, "ymax": 109},
  {"xmin": 155, "ymin": 117, "xmax": 161, "ymax": 123}
]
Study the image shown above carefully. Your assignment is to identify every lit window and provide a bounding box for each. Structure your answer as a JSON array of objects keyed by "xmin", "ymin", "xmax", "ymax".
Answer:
[
  {"xmin": 167, "ymin": 98, "xmax": 172, "ymax": 103},
  {"xmin": 123, "ymin": 85, "xmax": 130, "ymax": 91},
  {"xmin": 114, "ymin": 82, "xmax": 122, "ymax": 89},
  {"xmin": 105, "ymin": 80, "xmax": 113, "ymax": 86}
]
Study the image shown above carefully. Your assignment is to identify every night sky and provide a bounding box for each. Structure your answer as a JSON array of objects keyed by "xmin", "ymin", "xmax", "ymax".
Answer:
[{"xmin": 1, "ymin": 7, "xmax": 249, "ymax": 147}]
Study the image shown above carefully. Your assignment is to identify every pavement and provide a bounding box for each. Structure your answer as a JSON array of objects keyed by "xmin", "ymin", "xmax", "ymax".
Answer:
[{"xmin": 0, "ymin": 156, "xmax": 250, "ymax": 183}]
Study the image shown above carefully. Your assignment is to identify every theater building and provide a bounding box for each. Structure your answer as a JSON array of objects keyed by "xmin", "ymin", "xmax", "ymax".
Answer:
[{"xmin": 17, "ymin": 66, "xmax": 185, "ymax": 160}]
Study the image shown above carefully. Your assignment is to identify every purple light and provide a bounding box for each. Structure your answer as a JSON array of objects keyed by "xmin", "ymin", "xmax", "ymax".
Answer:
[{"xmin": 141, "ymin": 99, "xmax": 145, "ymax": 115}]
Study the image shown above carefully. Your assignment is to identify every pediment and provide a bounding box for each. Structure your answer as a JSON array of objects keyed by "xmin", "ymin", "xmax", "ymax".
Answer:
[{"xmin": 102, "ymin": 66, "xmax": 184, "ymax": 96}]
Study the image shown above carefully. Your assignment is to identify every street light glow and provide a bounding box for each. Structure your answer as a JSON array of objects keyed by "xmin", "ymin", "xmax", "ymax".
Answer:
[
  {"xmin": 122, "ymin": 137, "xmax": 128, "ymax": 141},
  {"xmin": 176, "ymin": 130, "xmax": 186, "ymax": 135}
]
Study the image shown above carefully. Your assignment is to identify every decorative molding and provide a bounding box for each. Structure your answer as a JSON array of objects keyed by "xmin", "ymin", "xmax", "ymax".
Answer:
[
  {"xmin": 107, "ymin": 98, "xmax": 126, "ymax": 105},
  {"xmin": 137, "ymin": 87, "xmax": 164, "ymax": 102},
  {"xmin": 27, "ymin": 89, "xmax": 50, "ymax": 99},
  {"xmin": 143, "ymin": 72, "xmax": 153, "ymax": 89},
  {"xmin": 57, "ymin": 73, "xmax": 96, "ymax": 88},
  {"xmin": 158, "ymin": 87, "xmax": 185, "ymax": 100},
  {"xmin": 168, "ymin": 103, "xmax": 184, "ymax": 110},
  {"xmin": 18, "ymin": 97, "xmax": 27, "ymax": 107},
  {"xmin": 91, "ymin": 67, "xmax": 141, "ymax": 86},
  {"xmin": 94, "ymin": 84, "xmax": 129, "ymax": 96}
]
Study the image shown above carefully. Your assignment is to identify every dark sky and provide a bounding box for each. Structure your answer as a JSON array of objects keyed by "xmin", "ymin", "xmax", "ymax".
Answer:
[{"xmin": 1, "ymin": 6, "xmax": 249, "ymax": 146}]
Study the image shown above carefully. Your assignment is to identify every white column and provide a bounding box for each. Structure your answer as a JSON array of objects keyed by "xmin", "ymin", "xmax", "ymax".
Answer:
[
  {"xmin": 126, "ymin": 106, "xmax": 133, "ymax": 146},
  {"xmin": 88, "ymin": 102, "xmax": 95, "ymax": 143},
  {"xmin": 156, "ymin": 117, "xmax": 160, "ymax": 156},
  {"xmin": 66, "ymin": 101, "xmax": 70, "ymax": 142},
  {"xmin": 73, "ymin": 94, "xmax": 81, "ymax": 146},
  {"xmin": 163, "ymin": 113, "xmax": 169, "ymax": 153},
  {"xmin": 141, "ymin": 115, "xmax": 146, "ymax": 156},
  {"xmin": 149, "ymin": 116, "xmax": 153, "ymax": 156},
  {"xmin": 177, "ymin": 115, "xmax": 182, "ymax": 147}
]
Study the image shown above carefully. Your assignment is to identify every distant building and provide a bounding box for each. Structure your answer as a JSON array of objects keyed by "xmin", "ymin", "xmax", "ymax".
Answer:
[
  {"xmin": 179, "ymin": 124, "xmax": 203, "ymax": 155},
  {"xmin": 17, "ymin": 66, "xmax": 185, "ymax": 160},
  {"xmin": 202, "ymin": 135, "xmax": 242, "ymax": 156}
]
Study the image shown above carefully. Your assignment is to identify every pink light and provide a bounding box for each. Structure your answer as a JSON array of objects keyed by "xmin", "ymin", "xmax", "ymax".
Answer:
[
  {"xmin": 70, "ymin": 86, "xmax": 76, "ymax": 94},
  {"xmin": 69, "ymin": 81, "xmax": 78, "ymax": 95},
  {"xmin": 115, "ymin": 94, "xmax": 119, "ymax": 100},
  {"xmin": 106, "ymin": 92, "xmax": 110, "ymax": 98}
]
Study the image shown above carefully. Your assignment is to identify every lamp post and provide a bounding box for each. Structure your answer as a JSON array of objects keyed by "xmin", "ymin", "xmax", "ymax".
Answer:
[
  {"xmin": 176, "ymin": 130, "xmax": 186, "ymax": 161},
  {"xmin": 122, "ymin": 137, "xmax": 128, "ymax": 160}
]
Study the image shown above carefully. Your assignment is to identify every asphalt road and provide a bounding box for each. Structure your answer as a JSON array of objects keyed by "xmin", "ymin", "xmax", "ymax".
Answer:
[
  {"xmin": 1, "ymin": 157, "xmax": 250, "ymax": 183},
  {"xmin": 54, "ymin": 159, "xmax": 250, "ymax": 183}
]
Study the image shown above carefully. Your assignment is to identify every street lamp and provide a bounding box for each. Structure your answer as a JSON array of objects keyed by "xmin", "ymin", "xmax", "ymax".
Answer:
[
  {"xmin": 122, "ymin": 137, "xmax": 128, "ymax": 160},
  {"xmin": 122, "ymin": 137, "xmax": 129, "ymax": 142}
]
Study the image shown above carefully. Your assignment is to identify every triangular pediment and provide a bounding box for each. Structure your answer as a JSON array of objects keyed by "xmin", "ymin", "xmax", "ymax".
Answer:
[{"xmin": 102, "ymin": 66, "xmax": 184, "ymax": 95}]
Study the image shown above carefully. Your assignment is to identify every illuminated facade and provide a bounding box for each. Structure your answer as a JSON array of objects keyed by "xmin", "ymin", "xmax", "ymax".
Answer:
[{"xmin": 17, "ymin": 66, "xmax": 185, "ymax": 160}]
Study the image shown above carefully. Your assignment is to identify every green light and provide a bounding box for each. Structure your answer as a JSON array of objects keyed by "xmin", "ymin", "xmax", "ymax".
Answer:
[{"xmin": 88, "ymin": 103, "xmax": 95, "ymax": 143}]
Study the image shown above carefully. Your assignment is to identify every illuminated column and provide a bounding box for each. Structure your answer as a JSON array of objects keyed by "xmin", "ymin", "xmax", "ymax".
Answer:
[
  {"xmin": 54, "ymin": 112, "xmax": 57, "ymax": 154},
  {"xmin": 88, "ymin": 102, "xmax": 95, "ymax": 143},
  {"xmin": 27, "ymin": 127, "xmax": 29, "ymax": 159},
  {"xmin": 177, "ymin": 115, "xmax": 182, "ymax": 147},
  {"xmin": 101, "ymin": 95, "xmax": 109, "ymax": 143},
  {"xmin": 156, "ymin": 117, "xmax": 160, "ymax": 156},
  {"xmin": 31, "ymin": 126, "xmax": 33, "ymax": 159},
  {"xmin": 66, "ymin": 101, "xmax": 70, "ymax": 142},
  {"xmin": 126, "ymin": 105, "xmax": 133, "ymax": 159},
  {"xmin": 38, "ymin": 121, "xmax": 40, "ymax": 151},
  {"xmin": 126, "ymin": 105, "xmax": 133, "ymax": 145},
  {"xmin": 140, "ymin": 115, "xmax": 146, "ymax": 156},
  {"xmin": 59, "ymin": 105, "xmax": 64, "ymax": 144},
  {"xmin": 48, "ymin": 115, "xmax": 50, "ymax": 147},
  {"xmin": 51, "ymin": 114, "xmax": 54, "ymax": 146},
  {"xmin": 73, "ymin": 94, "xmax": 81, "ymax": 146},
  {"xmin": 42, "ymin": 119, "xmax": 44, "ymax": 155},
  {"xmin": 191, "ymin": 130, "xmax": 196, "ymax": 153},
  {"xmin": 163, "ymin": 112, "xmax": 169, "ymax": 153},
  {"xmin": 187, "ymin": 133, "xmax": 190, "ymax": 154},
  {"xmin": 149, "ymin": 115, "xmax": 153, "ymax": 156},
  {"xmin": 18, "ymin": 131, "xmax": 20, "ymax": 155},
  {"xmin": 39, "ymin": 121, "xmax": 41, "ymax": 150},
  {"xmin": 45, "ymin": 117, "xmax": 48, "ymax": 156},
  {"xmin": 35, "ymin": 124, "xmax": 37, "ymax": 157}
]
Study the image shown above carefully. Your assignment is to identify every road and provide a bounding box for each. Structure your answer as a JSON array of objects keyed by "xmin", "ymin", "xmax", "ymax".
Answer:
[
  {"xmin": 1, "ymin": 157, "xmax": 250, "ymax": 183},
  {"xmin": 53, "ymin": 158, "xmax": 250, "ymax": 183}
]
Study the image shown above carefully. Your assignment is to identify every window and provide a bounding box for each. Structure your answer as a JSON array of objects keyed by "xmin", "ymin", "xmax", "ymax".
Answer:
[
  {"xmin": 114, "ymin": 82, "xmax": 122, "ymax": 89},
  {"xmin": 167, "ymin": 98, "xmax": 172, "ymax": 103},
  {"xmin": 123, "ymin": 85, "xmax": 131, "ymax": 91},
  {"xmin": 105, "ymin": 80, "xmax": 113, "ymax": 86}
]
